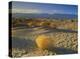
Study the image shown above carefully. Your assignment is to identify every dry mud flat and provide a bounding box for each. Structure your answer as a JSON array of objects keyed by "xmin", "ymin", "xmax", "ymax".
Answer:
[{"xmin": 11, "ymin": 27, "xmax": 78, "ymax": 57}]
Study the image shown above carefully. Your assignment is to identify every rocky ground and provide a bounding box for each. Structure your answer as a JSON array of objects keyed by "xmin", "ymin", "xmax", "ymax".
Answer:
[{"xmin": 10, "ymin": 26, "xmax": 78, "ymax": 57}]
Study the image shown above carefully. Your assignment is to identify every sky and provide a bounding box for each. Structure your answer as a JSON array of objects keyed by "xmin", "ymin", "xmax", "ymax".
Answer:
[{"xmin": 11, "ymin": 1, "xmax": 78, "ymax": 15}]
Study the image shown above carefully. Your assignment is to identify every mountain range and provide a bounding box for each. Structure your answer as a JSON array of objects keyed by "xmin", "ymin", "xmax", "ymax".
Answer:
[{"xmin": 12, "ymin": 13, "xmax": 77, "ymax": 20}]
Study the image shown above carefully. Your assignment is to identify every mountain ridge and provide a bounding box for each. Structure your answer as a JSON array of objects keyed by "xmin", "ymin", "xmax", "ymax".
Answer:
[{"xmin": 12, "ymin": 13, "xmax": 78, "ymax": 20}]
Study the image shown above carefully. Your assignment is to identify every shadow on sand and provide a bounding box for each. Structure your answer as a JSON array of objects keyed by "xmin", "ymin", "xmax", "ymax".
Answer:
[
  {"xmin": 37, "ymin": 28, "xmax": 77, "ymax": 35},
  {"xmin": 11, "ymin": 37, "xmax": 77, "ymax": 54},
  {"xmin": 49, "ymin": 47, "xmax": 77, "ymax": 54},
  {"xmin": 12, "ymin": 37, "xmax": 36, "ymax": 49}
]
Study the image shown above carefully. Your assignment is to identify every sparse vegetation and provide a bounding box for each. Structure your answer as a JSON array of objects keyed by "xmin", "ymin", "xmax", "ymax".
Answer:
[
  {"xmin": 11, "ymin": 17, "xmax": 78, "ymax": 57},
  {"xmin": 12, "ymin": 18, "xmax": 77, "ymax": 30},
  {"xmin": 36, "ymin": 35, "xmax": 54, "ymax": 50}
]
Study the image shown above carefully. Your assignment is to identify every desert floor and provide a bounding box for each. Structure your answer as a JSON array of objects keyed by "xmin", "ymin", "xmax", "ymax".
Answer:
[{"xmin": 10, "ymin": 26, "xmax": 78, "ymax": 57}]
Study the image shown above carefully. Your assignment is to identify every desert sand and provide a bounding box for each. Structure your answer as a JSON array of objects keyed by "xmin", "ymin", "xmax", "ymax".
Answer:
[{"xmin": 11, "ymin": 25, "xmax": 78, "ymax": 57}]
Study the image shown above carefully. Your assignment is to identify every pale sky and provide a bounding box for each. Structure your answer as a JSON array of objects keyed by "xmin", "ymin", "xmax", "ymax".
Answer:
[{"xmin": 11, "ymin": 1, "xmax": 78, "ymax": 15}]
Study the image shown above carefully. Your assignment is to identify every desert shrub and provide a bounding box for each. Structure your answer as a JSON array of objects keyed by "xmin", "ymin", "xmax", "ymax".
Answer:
[
  {"xmin": 36, "ymin": 35, "xmax": 54, "ymax": 50},
  {"xmin": 71, "ymin": 19, "xmax": 74, "ymax": 22},
  {"xmin": 49, "ymin": 23, "xmax": 57, "ymax": 29},
  {"xmin": 39, "ymin": 21, "xmax": 50, "ymax": 27}
]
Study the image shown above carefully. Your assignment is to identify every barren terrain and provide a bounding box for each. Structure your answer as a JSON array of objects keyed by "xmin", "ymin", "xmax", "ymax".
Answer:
[{"xmin": 10, "ymin": 18, "xmax": 78, "ymax": 57}]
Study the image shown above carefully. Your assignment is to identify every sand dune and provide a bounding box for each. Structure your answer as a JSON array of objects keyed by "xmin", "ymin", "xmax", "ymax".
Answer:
[{"xmin": 11, "ymin": 27, "xmax": 78, "ymax": 57}]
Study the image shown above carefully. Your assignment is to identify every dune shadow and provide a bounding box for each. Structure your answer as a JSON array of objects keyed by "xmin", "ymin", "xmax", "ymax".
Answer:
[
  {"xmin": 12, "ymin": 37, "xmax": 36, "ymax": 49},
  {"xmin": 50, "ymin": 47, "xmax": 78, "ymax": 54},
  {"xmin": 52, "ymin": 28, "xmax": 77, "ymax": 33},
  {"xmin": 37, "ymin": 28, "xmax": 77, "ymax": 35},
  {"xmin": 43, "ymin": 26, "xmax": 77, "ymax": 33}
]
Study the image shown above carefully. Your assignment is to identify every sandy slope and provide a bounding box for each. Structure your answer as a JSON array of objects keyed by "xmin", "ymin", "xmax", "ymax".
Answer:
[{"xmin": 11, "ymin": 27, "xmax": 78, "ymax": 57}]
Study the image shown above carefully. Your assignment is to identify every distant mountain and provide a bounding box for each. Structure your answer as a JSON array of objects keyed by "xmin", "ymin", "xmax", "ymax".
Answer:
[{"xmin": 12, "ymin": 13, "xmax": 77, "ymax": 20}]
